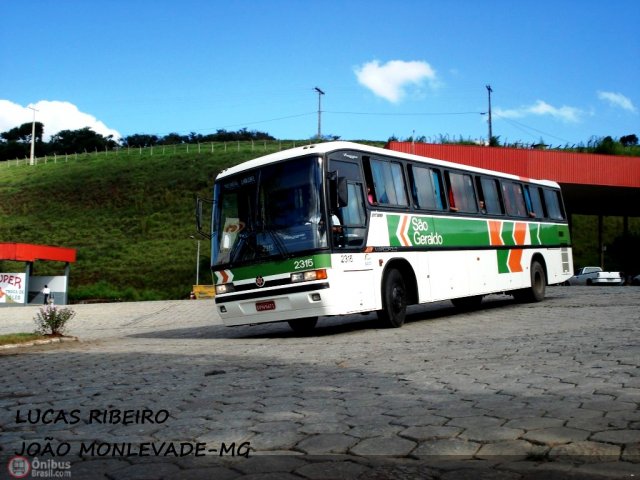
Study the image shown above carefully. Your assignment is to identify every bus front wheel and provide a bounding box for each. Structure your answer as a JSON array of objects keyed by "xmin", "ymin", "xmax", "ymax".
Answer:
[{"xmin": 378, "ymin": 268, "xmax": 407, "ymax": 328}]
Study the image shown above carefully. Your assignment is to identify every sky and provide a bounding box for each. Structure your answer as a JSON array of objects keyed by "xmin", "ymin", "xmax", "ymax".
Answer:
[{"xmin": 1, "ymin": 0, "xmax": 639, "ymax": 146}]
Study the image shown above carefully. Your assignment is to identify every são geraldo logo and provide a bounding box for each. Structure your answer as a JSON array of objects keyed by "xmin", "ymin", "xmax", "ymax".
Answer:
[
  {"xmin": 395, "ymin": 215, "xmax": 443, "ymax": 247},
  {"xmin": 7, "ymin": 456, "xmax": 30, "ymax": 478}
]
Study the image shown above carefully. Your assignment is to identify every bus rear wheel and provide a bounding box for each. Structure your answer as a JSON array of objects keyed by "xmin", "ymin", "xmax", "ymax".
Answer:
[
  {"xmin": 288, "ymin": 317, "xmax": 318, "ymax": 334},
  {"xmin": 514, "ymin": 260, "xmax": 546, "ymax": 303},
  {"xmin": 378, "ymin": 268, "xmax": 407, "ymax": 328}
]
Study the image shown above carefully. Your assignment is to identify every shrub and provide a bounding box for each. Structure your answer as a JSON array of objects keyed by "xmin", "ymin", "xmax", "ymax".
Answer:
[{"xmin": 34, "ymin": 305, "xmax": 76, "ymax": 335}]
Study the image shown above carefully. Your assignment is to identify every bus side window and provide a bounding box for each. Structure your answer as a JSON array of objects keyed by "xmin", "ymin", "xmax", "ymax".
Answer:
[
  {"xmin": 525, "ymin": 185, "xmax": 545, "ymax": 218},
  {"xmin": 523, "ymin": 187, "xmax": 534, "ymax": 216},
  {"xmin": 502, "ymin": 181, "xmax": 527, "ymax": 217},
  {"xmin": 409, "ymin": 165, "xmax": 445, "ymax": 210},
  {"xmin": 445, "ymin": 173, "xmax": 457, "ymax": 211},
  {"xmin": 542, "ymin": 189, "xmax": 566, "ymax": 220},
  {"xmin": 432, "ymin": 169, "xmax": 445, "ymax": 209},
  {"xmin": 336, "ymin": 182, "xmax": 367, "ymax": 248},
  {"xmin": 478, "ymin": 177, "xmax": 504, "ymax": 215},
  {"xmin": 369, "ymin": 158, "xmax": 409, "ymax": 206},
  {"xmin": 445, "ymin": 171, "xmax": 478, "ymax": 213}
]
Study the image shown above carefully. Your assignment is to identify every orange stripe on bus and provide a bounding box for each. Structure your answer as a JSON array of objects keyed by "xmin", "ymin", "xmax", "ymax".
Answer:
[
  {"xmin": 513, "ymin": 222, "xmax": 527, "ymax": 245},
  {"xmin": 508, "ymin": 249, "xmax": 524, "ymax": 272},
  {"xmin": 488, "ymin": 221, "xmax": 503, "ymax": 246}
]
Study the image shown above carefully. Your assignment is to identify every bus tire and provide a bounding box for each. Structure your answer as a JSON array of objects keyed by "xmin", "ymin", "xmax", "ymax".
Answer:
[
  {"xmin": 514, "ymin": 260, "xmax": 546, "ymax": 303},
  {"xmin": 288, "ymin": 317, "xmax": 318, "ymax": 334},
  {"xmin": 378, "ymin": 268, "xmax": 407, "ymax": 328}
]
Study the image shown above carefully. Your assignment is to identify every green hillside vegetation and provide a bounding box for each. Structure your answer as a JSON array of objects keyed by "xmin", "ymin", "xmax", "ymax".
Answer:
[
  {"xmin": 0, "ymin": 141, "xmax": 383, "ymax": 301},
  {"xmin": 1, "ymin": 140, "xmax": 637, "ymax": 302}
]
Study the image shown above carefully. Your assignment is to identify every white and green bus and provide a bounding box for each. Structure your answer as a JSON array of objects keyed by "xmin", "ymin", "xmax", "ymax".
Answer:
[{"xmin": 200, "ymin": 141, "xmax": 572, "ymax": 332}]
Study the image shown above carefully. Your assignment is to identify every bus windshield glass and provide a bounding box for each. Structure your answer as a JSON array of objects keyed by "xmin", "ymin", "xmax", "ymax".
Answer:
[{"xmin": 212, "ymin": 156, "xmax": 326, "ymax": 266}]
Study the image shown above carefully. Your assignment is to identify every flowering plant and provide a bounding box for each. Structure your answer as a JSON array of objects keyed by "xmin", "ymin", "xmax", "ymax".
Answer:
[{"xmin": 34, "ymin": 305, "xmax": 76, "ymax": 335}]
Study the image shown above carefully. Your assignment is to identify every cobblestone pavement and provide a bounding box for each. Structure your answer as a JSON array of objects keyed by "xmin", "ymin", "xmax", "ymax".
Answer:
[{"xmin": 1, "ymin": 286, "xmax": 639, "ymax": 479}]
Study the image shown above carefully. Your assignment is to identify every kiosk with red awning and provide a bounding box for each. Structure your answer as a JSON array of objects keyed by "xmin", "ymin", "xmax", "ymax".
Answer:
[{"xmin": 0, "ymin": 243, "xmax": 76, "ymax": 306}]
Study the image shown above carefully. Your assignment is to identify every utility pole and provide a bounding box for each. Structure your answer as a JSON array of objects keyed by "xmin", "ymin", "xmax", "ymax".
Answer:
[
  {"xmin": 486, "ymin": 85, "xmax": 493, "ymax": 145},
  {"xmin": 314, "ymin": 87, "xmax": 325, "ymax": 139},
  {"xmin": 28, "ymin": 106, "xmax": 38, "ymax": 165}
]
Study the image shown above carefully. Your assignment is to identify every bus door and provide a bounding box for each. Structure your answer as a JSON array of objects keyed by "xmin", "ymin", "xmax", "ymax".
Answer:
[{"xmin": 329, "ymin": 154, "xmax": 375, "ymax": 312}]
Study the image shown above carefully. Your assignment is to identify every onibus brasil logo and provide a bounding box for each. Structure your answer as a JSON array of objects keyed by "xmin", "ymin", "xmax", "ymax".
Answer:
[{"xmin": 8, "ymin": 456, "xmax": 71, "ymax": 478}]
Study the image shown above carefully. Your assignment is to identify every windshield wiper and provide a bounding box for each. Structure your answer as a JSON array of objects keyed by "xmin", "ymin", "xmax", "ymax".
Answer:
[
  {"xmin": 263, "ymin": 228, "xmax": 290, "ymax": 258},
  {"xmin": 229, "ymin": 230, "xmax": 258, "ymax": 263}
]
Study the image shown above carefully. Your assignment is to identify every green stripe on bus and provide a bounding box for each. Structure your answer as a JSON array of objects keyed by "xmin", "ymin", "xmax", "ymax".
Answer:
[
  {"xmin": 387, "ymin": 214, "xmax": 570, "ymax": 250},
  {"xmin": 222, "ymin": 254, "xmax": 332, "ymax": 282},
  {"xmin": 497, "ymin": 250, "xmax": 510, "ymax": 273},
  {"xmin": 529, "ymin": 223, "xmax": 540, "ymax": 246}
]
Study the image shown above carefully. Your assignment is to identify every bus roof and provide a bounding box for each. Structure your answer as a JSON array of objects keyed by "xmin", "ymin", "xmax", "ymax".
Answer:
[{"xmin": 216, "ymin": 141, "xmax": 561, "ymax": 189}]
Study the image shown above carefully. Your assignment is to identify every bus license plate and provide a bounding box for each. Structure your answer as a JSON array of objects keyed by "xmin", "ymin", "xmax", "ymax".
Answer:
[{"xmin": 256, "ymin": 300, "xmax": 276, "ymax": 312}]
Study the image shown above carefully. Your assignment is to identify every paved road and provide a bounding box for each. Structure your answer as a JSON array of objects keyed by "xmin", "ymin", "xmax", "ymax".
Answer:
[{"xmin": 1, "ymin": 286, "xmax": 639, "ymax": 479}]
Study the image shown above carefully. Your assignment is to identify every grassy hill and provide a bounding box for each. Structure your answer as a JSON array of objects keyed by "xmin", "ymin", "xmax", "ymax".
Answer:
[
  {"xmin": 1, "ymin": 140, "xmax": 637, "ymax": 302},
  {"xmin": 0, "ymin": 141, "xmax": 385, "ymax": 301}
]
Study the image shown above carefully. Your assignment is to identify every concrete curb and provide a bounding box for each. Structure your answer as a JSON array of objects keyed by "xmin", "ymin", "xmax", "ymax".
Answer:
[{"xmin": 0, "ymin": 336, "xmax": 79, "ymax": 350}]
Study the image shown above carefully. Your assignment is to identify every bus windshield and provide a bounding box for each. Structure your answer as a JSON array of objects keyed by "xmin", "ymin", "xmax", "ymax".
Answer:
[{"xmin": 212, "ymin": 156, "xmax": 327, "ymax": 267}]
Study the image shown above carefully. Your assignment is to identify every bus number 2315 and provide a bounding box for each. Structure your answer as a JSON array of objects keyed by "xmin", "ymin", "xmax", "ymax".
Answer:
[{"xmin": 294, "ymin": 258, "xmax": 314, "ymax": 270}]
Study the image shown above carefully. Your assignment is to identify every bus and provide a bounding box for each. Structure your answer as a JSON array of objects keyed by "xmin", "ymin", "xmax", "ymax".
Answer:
[{"xmin": 197, "ymin": 141, "xmax": 573, "ymax": 332}]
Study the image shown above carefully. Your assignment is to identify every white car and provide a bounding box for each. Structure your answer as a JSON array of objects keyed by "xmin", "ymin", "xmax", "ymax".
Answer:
[{"xmin": 566, "ymin": 266, "xmax": 624, "ymax": 286}]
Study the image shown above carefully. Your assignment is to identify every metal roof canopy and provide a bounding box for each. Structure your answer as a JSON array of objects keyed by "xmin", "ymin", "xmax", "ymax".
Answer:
[
  {"xmin": 386, "ymin": 142, "xmax": 640, "ymax": 217},
  {"xmin": 0, "ymin": 243, "xmax": 77, "ymax": 263}
]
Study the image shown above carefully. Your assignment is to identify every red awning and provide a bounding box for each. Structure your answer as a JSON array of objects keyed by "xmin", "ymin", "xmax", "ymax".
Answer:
[{"xmin": 0, "ymin": 243, "xmax": 76, "ymax": 263}]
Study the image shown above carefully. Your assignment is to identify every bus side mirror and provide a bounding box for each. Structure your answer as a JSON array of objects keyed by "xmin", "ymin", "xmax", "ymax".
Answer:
[
  {"xmin": 329, "ymin": 172, "xmax": 348, "ymax": 210},
  {"xmin": 195, "ymin": 196, "xmax": 212, "ymax": 239}
]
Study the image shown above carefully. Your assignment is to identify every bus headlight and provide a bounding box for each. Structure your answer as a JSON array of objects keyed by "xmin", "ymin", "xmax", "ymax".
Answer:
[
  {"xmin": 290, "ymin": 269, "xmax": 327, "ymax": 283},
  {"xmin": 215, "ymin": 283, "xmax": 234, "ymax": 294}
]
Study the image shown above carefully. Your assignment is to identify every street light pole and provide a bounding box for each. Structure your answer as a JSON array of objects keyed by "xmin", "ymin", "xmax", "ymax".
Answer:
[
  {"xmin": 314, "ymin": 87, "xmax": 325, "ymax": 139},
  {"xmin": 28, "ymin": 106, "xmax": 38, "ymax": 165}
]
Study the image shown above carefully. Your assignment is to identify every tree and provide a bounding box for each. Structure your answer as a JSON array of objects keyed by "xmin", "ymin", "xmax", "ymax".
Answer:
[
  {"xmin": 0, "ymin": 122, "xmax": 45, "ymax": 161},
  {"xmin": 594, "ymin": 136, "xmax": 618, "ymax": 155},
  {"xmin": 620, "ymin": 134, "xmax": 638, "ymax": 147},
  {"xmin": 1, "ymin": 122, "xmax": 44, "ymax": 143},
  {"xmin": 122, "ymin": 134, "xmax": 159, "ymax": 148},
  {"xmin": 49, "ymin": 127, "xmax": 117, "ymax": 154},
  {"xmin": 159, "ymin": 133, "xmax": 187, "ymax": 145}
]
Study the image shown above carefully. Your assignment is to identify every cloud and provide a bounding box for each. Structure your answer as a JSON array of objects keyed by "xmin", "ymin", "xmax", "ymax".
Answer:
[
  {"xmin": 354, "ymin": 60, "xmax": 439, "ymax": 103},
  {"xmin": 0, "ymin": 100, "xmax": 121, "ymax": 141},
  {"xmin": 495, "ymin": 100, "xmax": 583, "ymax": 123},
  {"xmin": 597, "ymin": 91, "xmax": 637, "ymax": 113}
]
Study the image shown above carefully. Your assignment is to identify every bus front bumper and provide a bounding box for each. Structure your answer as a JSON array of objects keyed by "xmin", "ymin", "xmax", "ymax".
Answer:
[{"xmin": 215, "ymin": 282, "xmax": 338, "ymax": 326}]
